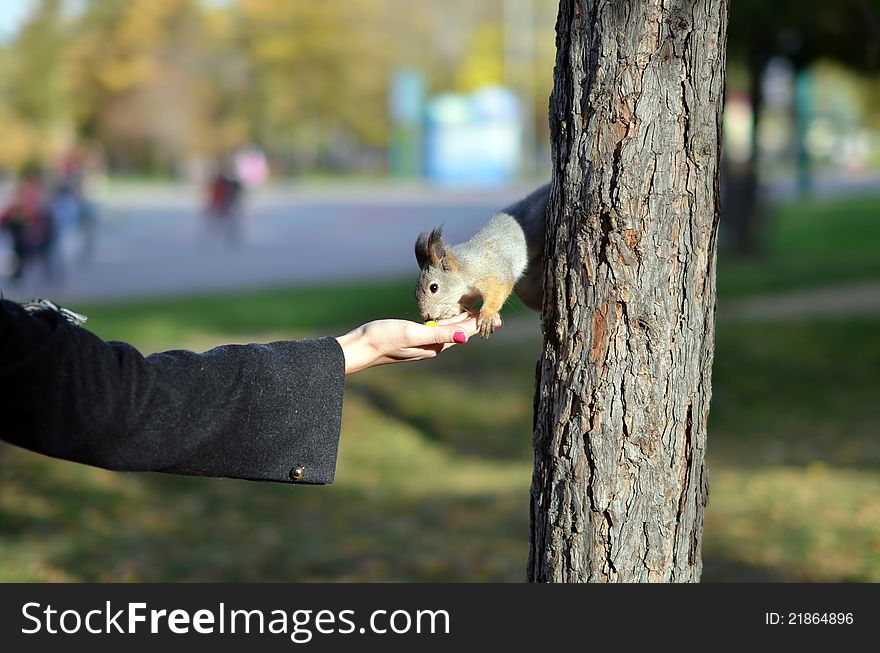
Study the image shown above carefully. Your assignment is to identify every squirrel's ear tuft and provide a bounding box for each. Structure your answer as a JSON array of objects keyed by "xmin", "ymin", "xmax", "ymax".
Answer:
[
  {"xmin": 416, "ymin": 227, "xmax": 447, "ymax": 269},
  {"xmin": 415, "ymin": 230, "xmax": 432, "ymax": 269},
  {"xmin": 428, "ymin": 228, "xmax": 448, "ymax": 267}
]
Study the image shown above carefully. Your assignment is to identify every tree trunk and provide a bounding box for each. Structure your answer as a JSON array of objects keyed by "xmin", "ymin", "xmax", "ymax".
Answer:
[
  {"xmin": 721, "ymin": 52, "xmax": 764, "ymax": 255},
  {"xmin": 528, "ymin": 0, "xmax": 728, "ymax": 582}
]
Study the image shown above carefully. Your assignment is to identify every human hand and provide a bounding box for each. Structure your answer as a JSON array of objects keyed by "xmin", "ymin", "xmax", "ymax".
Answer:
[{"xmin": 334, "ymin": 312, "xmax": 501, "ymax": 375}]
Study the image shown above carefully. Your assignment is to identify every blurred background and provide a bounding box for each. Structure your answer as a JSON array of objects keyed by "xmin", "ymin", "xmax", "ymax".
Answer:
[{"xmin": 0, "ymin": 0, "xmax": 878, "ymax": 582}]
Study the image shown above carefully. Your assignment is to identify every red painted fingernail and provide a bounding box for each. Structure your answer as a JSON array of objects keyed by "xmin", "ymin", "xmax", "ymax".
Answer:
[{"xmin": 453, "ymin": 331, "xmax": 468, "ymax": 344}]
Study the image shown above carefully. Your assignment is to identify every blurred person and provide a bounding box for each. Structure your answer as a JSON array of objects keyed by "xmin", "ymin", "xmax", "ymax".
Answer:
[
  {"xmin": 48, "ymin": 178, "xmax": 80, "ymax": 277},
  {"xmin": 57, "ymin": 145, "xmax": 100, "ymax": 266},
  {"xmin": 75, "ymin": 188, "xmax": 98, "ymax": 267},
  {"xmin": 0, "ymin": 165, "xmax": 57, "ymax": 283},
  {"xmin": 0, "ymin": 298, "xmax": 497, "ymax": 485},
  {"xmin": 234, "ymin": 145, "xmax": 269, "ymax": 188},
  {"xmin": 205, "ymin": 159, "xmax": 244, "ymax": 246}
]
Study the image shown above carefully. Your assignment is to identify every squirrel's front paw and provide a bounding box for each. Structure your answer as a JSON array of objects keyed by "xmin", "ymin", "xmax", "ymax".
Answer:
[{"xmin": 478, "ymin": 315, "xmax": 495, "ymax": 340}]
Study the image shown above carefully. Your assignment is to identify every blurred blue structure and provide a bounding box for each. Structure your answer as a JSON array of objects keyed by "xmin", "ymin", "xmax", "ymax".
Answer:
[
  {"xmin": 794, "ymin": 68, "xmax": 813, "ymax": 196},
  {"xmin": 388, "ymin": 68, "xmax": 427, "ymax": 179},
  {"xmin": 424, "ymin": 86, "xmax": 522, "ymax": 186}
]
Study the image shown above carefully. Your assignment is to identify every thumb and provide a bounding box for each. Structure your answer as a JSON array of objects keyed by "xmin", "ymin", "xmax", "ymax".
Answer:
[{"xmin": 432, "ymin": 325, "xmax": 469, "ymax": 345}]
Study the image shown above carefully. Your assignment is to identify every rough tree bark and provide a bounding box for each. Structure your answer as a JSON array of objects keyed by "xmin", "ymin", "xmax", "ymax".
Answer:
[{"xmin": 529, "ymin": 0, "xmax": 728, "ymax": 582}]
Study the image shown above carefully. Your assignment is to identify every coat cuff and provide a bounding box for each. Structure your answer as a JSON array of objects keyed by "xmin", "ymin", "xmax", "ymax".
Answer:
[
  {"xmin": 143, "ymin": 336, "xmax": 346, "ymax": 486},
  {"xmin": 218, "ymin": 335, "xmax": 345, "ymax": 485},
  {"xmin": 263, "ymin": 335, "xmax": 346, "ymax": 485}
]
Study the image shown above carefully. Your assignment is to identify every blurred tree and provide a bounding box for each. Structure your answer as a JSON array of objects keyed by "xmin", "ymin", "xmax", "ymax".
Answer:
[
  {"xmin": 725, "ymin": 0, "xmax": 880, "ymax": 253},
  {"xmin": 0, "ymin": 0, "xmax": 70, "ymax": 166},
  {"xmin": 236, "ymin": 0, "xmax": 405, "ymax": 173},
  {"xmin": 0, "ymin": 0, "xmax": 561, "ymax": 177},
  {"xmin": 235, "ymin": 0, "xmax": 509, "ymax": 174},
  {"xmin": 455, "ymin": 22, "xmax": 505, "ymax": 91},
  {"xmin": 0, "ymin": 44, "xmax": 33, "ymax": 169},
  {"xmin": 193, "ymin": 3, "xmax": 250, "ymax": 159},
  {"xmin": 530, "ymin": 0, "xmax": 728, "ymax": 582},
  {"xmin": 69, "ymin": 0, "xmax": 204, "ymax": 174}
]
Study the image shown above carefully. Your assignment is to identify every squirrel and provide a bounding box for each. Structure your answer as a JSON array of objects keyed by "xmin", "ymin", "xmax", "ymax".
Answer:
[{"xmin": 414, "ymin": 183, "xmax": 550, "ymax": 339}]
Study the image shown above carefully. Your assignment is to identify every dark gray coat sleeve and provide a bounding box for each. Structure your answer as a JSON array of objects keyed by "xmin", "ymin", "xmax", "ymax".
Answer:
[{"xmin": 0, "ymin": 299, "xmax": 345, "ymax": 484}]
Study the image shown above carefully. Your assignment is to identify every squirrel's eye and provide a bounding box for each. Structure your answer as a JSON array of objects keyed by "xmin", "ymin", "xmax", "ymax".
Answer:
[{"xmin": 429, "ymin": 283, "xmax": 439, "ymax": 294}]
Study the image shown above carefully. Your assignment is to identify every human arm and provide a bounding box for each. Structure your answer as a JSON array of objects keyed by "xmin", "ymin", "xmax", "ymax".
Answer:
[
  {"xmin": 0, "ymin": 302, "xmax": 494, "ymax": 484},
  {"xmin": 334, "ymin": 312, "xmax": 495, "ymax": 374},
  {"xmin": 0, "ymin": 299, "xmax": 344, "ymax": 484}
]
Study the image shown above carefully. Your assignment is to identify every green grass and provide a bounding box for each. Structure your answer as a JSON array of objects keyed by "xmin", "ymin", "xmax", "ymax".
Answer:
[
  {"xmin": 1, "ymin": 194, "xmax": 879, "ymax": 582},
  {"xmin": 717, "ymin": 196, "xmax": 880, "ymax": 297},
  {"xmin": 710, "ymin": 318, "xmax": 880, "ymax": 468},
  {"xmin": 2, "ymin": 314, "xmax": 876, "ymax": 582},
  {"xmin": 76, "ymin": 277, "xmax": 420, "ymax": 344}
]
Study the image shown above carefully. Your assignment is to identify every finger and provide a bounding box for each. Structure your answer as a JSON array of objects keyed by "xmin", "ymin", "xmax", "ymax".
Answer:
[
  {"xmin": 403, "ymin": 323, "xmax": 463, "ymax": 346},
  {"xmin": 397, "ymin": 342, "xmax": 449, "ymax": 361},
  {"xmin": 411, "ymin": 317, "xmax": 479, "ymax": 342},
  {"xmin": 420, "ymin": 323, "xmax": 474, "ymax": 345},
  {"xmin": 434, "ymin": 326, "xmax": 471, "ymax": 344},
  {"xmin": 435, "ymin": 312, "xmax": 472, "ymax": 326},
  {"xmin": 413, "ymin": 343, "xmax": 445, "ymax": 357},
  {"xmin": 439, "ymin": 312, "xmax": 502, "ymax": 328},
  {"xmin": 416, "ymin": 342, "xmax": 455, "ymax": 356}
]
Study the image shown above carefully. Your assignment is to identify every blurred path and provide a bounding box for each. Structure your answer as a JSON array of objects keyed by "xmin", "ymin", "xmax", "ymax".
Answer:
[
  {"xmin": 720, "ymin": 281, "xmax": 880, "ymax": 321},
  {"xmin": 0, "ymin": 182, "xmax": 538, "ymax": 303},
  {"xmin": 499, "ymin": 279, "xmax": 880, "ymax": 342},
  {"xmin": 3, "ymin": 179, "xmax": 878, "ymax": 314},
  {"xmin": 498, "ymin": 280, "xmax": 880, "ymax": 340},
  {"xmin": 765, "ymin": 171, "xmax": 880, "ymax": 201},
  {"xmin": 495, "ymin": 279, "xmax": 880, "ymax": 344}
]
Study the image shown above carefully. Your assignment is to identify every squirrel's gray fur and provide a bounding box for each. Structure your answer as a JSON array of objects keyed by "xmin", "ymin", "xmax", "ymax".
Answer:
[{"xmin": 414, "ymin": 183, "xmax": 550, "ymax": 338}]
